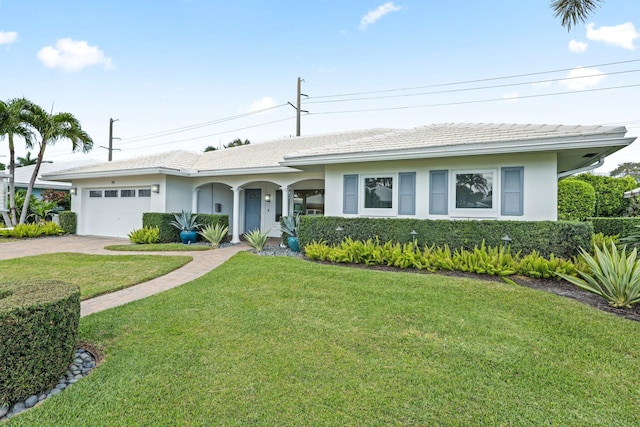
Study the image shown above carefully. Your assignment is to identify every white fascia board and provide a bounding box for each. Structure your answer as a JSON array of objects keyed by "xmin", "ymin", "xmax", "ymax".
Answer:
[
  {"xmin": 43, "ymin": 167, "xmax": 191, "ymax": 181},
  {"xmin": 195, "ymin": 166, "xmax": 301, "ymax": 176},
  {"xmin": 281, "ymin": 136, "xmax": 636, "ymax": 166}
]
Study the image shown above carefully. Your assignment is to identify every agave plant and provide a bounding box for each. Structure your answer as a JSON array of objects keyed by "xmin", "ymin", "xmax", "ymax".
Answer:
[
  {"xmin": 557, "ymin": 242, "xmax": 640, "ymax": 308},
  {"xmin": 170, "ymin": 210, "xmax": 200, "ymax": 232},
  {"xmin": 243, "ymin": 229, "xmax": 269, "ymax": 252},
  {"xmin": 280, "ymin": 214, "xmax": 300, "ymax": 237},
  {"xmin": 199, "ymin": 223, "xmax": 229, "ymax": 248}
]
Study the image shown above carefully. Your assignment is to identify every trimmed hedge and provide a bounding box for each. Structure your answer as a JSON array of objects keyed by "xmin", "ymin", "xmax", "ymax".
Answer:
[
  {"xmin": 0, "ymin": 281, "xmax": 80, "ymax": 406},
  {"xmin": 59, "ymin": 211, "xmax": 77, "ymax": 234},
  {"xmin": 589, "ymin": 217, "xmax": 640, "ymax": 238},
  {"xmin": 575, "ymin": 174, "xmax": 636, "ymax": 217},
  {"xmin": 298, "ymin": 216, "xmax": 593, "ymax": 259},
  {"xmin": 142, "ymin": 212, "xmax": 229, "ymax": 243},
  {"xmin": 557, "ymin": 179, "xmax": 596, "ymax": 221}
]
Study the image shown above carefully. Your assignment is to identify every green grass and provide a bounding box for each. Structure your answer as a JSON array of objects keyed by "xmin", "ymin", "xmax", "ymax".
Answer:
[
  {"xmin": 8, "ymin": 252, "xmax": 640, "ymax": 425},
  {"xmin": 105, "ymin": 243, "xmax": 212, "ymax": 251},
  {"xmin": 0, "ymin": 253, "xmax": 192, "ymax": 300}
]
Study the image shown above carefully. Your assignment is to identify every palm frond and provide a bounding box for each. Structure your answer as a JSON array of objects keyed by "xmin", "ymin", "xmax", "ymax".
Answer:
[{"xmin": 551, "ymin": 0, "xmax": 604, "ymax": 31}]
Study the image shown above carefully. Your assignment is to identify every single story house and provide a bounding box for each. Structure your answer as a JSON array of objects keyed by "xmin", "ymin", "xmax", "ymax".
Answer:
[
  {"xmin": 43, "ymin": 123, "xmax": 636, "ymax": 241},
  {"xmin": 11, "ymin": 159, "xmax": 105, "ymax": 198}
]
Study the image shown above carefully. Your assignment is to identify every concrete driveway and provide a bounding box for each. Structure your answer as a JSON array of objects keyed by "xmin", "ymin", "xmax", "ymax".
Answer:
[{"xmin": 0, "ymin": 235, "xmax": 247, "ymax": 316}]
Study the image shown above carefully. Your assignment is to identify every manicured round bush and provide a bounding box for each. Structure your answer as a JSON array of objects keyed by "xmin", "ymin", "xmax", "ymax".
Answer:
[
  {"xmin": 558, "ymin": 178, "xmax": 596, "ymax": 221},
  {"xmin": 0, "ymin": 281, "xmax": 80, "ymax": 406}
]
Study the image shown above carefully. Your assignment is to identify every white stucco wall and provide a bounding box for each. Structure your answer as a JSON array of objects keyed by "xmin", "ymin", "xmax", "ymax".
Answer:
[{"xmin": 323, "ymin": 152, "xmax": 558, "ymax": 221}]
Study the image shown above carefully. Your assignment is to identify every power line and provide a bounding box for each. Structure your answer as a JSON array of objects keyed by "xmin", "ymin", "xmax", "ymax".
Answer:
[
  {"xmin": 119, "ymin": 103, "xmax": 288, "ymax": 144},
  {"xmin": 307, "ymin": 58, "xmax": 640, "ymax": 100},
  {"xmin": 309, "ymin": 83, "xmax": 640, "ymax": 116},
  {"xmin": 303, "ymin": 69, "xmax": 640, "ymax": 105}
]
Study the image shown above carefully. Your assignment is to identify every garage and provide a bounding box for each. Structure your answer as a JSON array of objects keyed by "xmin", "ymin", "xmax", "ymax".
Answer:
[{"xmin": 82, "ymin": 188, "xmax": 152, "ymax": 237}]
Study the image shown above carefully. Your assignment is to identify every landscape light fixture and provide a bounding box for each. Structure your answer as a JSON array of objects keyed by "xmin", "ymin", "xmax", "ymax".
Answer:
[
  {"xmin": 335, "ymin": 226, "xmax": 344, "ymax": 232},
  {"xmin": 151, "ymin": 184, "xmax": 160, "ymax": 194},
  {"xmin": 501, "ymin": 234, "xmax": 512, "ymax": 247}
]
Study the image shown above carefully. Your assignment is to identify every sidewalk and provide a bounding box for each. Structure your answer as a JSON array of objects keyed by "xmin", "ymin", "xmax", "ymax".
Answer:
[{"xmin": 0, "ymin": 235, "xmax": 248, "ymax": 317}]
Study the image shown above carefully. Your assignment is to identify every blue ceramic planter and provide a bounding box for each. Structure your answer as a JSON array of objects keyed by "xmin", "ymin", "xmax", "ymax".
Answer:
[
  {"xmin": 288, "ymin": 236, "xmax": 300, "ymax": 252},
  {"xmin": 180, "ymin": 230, "xmax": 198, "ymax": 245}
]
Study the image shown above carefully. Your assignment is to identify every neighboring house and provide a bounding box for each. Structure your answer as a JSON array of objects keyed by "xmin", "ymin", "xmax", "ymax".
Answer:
[
  {"xmin": 12, "ymin": 159, "xmax": 105, "ymax": 198},
  {"xmin": 43, "ymin": 123, "xmax": 636, "ymax": 240}
]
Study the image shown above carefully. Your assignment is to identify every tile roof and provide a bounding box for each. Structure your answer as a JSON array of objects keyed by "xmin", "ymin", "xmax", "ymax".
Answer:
[
  {"xmin": 43, "ymin": 123, "xmax": 632, "ymax": 179},
  {"xmin": 282, "ymin": 123, "xmax": 628, "ymax": 162},
  {"xmin": 192, "ymin": 129, "xmax": 391, "ymax": 171}
]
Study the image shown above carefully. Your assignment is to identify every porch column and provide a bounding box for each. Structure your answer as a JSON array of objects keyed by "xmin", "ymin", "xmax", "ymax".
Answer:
[
  {"xmin": 231, "ymin": 186, "xmax": 242, "ymax": 243},
  {"xmin": 191, "ymin": 188, "xmax": 199, "ymax": 213},
  {"xmin": 280, "ymin": 185, "xmax": 289, "ymax": 217}
]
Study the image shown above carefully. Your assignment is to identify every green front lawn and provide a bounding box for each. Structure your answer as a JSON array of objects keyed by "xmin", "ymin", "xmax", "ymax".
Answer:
[
  {"xmin": 0, "ymin": 253, "xmax": 192, "ymax": 299},
  {"xmin": 8, "ymin": 252, "xmax": 640, "ymax": 425},
  {"xmin": 105, "ymin": 243, "xmax": 212, "ymax": 252}
]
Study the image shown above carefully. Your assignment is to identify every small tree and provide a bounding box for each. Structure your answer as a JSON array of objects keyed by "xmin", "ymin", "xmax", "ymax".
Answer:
[
  {"xmin": 558, "ymin": 178, "xmax": 596, "ymax": 220},
  {"xmin": 224, "ymin": 138, "xmax": 250, "ymax": 148}
]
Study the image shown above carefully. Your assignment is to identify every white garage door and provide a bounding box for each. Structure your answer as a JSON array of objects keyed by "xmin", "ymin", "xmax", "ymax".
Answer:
[{"xmin": 83, "ymin": 188, "xmax": 152, "ymax": 237}]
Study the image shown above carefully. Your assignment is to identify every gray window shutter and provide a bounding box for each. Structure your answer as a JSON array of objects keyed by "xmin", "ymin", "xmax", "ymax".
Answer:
[
  {"xmin": 429, "ymin": 170, "xmax": 448, "ymax": 215},
  {"xmin": 398, "ymin": 172, "xmax": 416, "ymax": 215},
  {"xmin": 501, "ymin": 167, "xmax": 524, "ymax": 216},
  {"xmin": 343, "ymin": 174, "xmax": 358, "ymax": 214}
]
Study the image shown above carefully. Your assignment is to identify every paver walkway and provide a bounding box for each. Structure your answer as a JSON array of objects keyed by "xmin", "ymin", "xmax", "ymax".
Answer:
[{"xmin": 0, "ymin": 235, "xmax": 248, "ymax": 317}]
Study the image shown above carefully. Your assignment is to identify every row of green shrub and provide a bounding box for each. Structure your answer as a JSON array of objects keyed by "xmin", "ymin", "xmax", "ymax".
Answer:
[
  {"xmin": 589, "ymin": 217, "xmax": 640, "ymax": 238},
  {"xmin": 0, "ymin": 281, "xmax": 80, "ymax": 406},
  {"xmin": 142, "ymin": 212, "xmax": 228, "ymax": 243},
  {"xmin": 0, "ymin": 222, "xmax": 64, "ymax": 238},
  {"xmin": 298, "ymin": 217, "xmax": 592, "ymax": 259},
  {"xmin": 304, "ymin": 238, "xmax": 583, "ymax": 280}
]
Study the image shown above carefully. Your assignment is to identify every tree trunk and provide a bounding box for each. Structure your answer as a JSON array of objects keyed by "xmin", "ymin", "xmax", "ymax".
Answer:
[
  {"xmin": 8, "ymin": 133, "xmax": 17, "ymax": 226},
  {"xmin": 18, "ymin": 142, "xmax": 46, "ymax": 224}
]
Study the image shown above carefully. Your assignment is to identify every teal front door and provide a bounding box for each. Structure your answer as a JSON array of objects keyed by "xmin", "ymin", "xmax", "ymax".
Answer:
[{"xmin": 245, "ymin": 189, "xmax": 261, "ymax": 232}]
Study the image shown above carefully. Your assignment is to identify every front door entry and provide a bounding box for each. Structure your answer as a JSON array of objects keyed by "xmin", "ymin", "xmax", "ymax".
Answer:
[{"xmin": 245, "ymin": 189, "xmax": 261, "ymax": 232}]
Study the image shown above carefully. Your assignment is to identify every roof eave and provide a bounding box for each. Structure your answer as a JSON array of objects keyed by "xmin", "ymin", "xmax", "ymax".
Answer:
[
  {"xmin": 195, "ymin": 166, "xmax": 301, "ymax": 176},
  {"xmin": 280, "ymin": 136, "xmax": 636, "ymax": 166},
  {"xmin": 43, "ymin": 167, "xmax": 192, "ymax": 181}
]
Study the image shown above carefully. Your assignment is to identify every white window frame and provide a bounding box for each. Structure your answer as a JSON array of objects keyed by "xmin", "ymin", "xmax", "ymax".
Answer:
[
  {"xmin": 450, "ymin": 169, "xmax": 498, "ymax": 218},
  {"xmin": 361, "ymin": 174, "xmax": 397, "ymax": 216}
]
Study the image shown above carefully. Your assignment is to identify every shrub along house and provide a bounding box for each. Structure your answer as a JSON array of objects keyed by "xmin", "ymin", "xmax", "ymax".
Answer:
[{"xmin": 43, "ymin": 123, "xmax": 636, "ymax": 241}]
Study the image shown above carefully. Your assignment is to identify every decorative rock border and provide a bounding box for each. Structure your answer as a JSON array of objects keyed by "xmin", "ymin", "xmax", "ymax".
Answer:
[{"xmin": 0, "ymin": 348, "xmax": 96, "ymax": 421}]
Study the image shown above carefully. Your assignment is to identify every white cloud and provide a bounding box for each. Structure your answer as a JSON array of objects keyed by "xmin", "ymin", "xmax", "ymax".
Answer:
[
  {"xmin": 37, "ymin": 38, "xmax": 113, "ymax": 71},
  {"xmin": 559, "ymin": 67, "xmax": 605, "ymax": 91},
  {"xmin": 586, "ymin": 22, "xmax": 639, "ymax": 50},
  {"xmin": 568, "ymin": 39, "xmax": 588, "ymax": 53},
  {"xmin": 244, "ymin": 96, "xmax": 277, "ymax": 113},
  {"xmin": 359, "ymin": 2, "xmax": 403, "ymax": 30},
  {"xmin": 0, "ymin": 30, "xmax": 17, "ymax": 45}
]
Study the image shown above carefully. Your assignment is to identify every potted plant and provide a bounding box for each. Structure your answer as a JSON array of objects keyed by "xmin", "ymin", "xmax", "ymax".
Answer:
[
  {"xmin": 281, "ymin": 214, "xmax": 301, "ymax": 252},
  {"xmin": 170, "ymin": 210, "xmax": 201, "ymax": 244}
]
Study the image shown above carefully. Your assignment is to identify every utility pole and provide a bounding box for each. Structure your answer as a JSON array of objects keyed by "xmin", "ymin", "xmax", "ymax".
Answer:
[
  {"xmin": 288, "ymin": 77, "xmax": 308, "ymax": 136},
  {"xmin": 108, "ymin": 118, "xmax": 119, "ymax": 161}
]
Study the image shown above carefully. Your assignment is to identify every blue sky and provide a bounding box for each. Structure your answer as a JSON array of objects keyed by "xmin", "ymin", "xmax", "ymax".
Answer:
[{"xmin": 1, "ymin": 1, "xmax": 639, "ymax": 172}]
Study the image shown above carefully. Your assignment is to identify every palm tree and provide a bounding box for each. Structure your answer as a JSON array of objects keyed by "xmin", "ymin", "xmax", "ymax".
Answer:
[
  {"xmin": 18, "ymin": 102, "xmax": 93, "ymax": 224},
  {"xmin": 0, "ymin": 97, "xmax": 34, "ymax": 226},
  {"xmin": 16, "ymin": 151, "xmax": 37, "ymax": 166},
  {"xmin": 551, "ymin": 0, "xmax": 604, "ymax": 31},
  {"xmin": 204, "ymin": 145, "xmax": 218, "ymax": 152}
]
